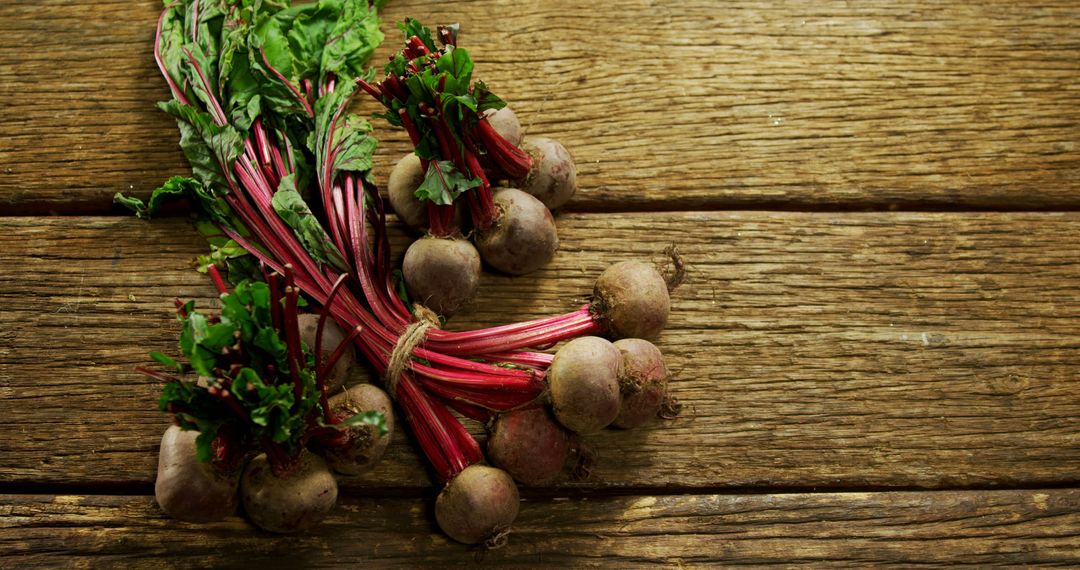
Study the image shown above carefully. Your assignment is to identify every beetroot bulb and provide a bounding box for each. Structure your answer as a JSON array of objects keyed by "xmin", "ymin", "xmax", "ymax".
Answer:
[
  {"xmin": 240, "ymin": 451, "xmax": 338, "ymax": 534},
  {"xmin": 592, "ymin": 260, "xmax": 670, "ymax": 340},
  {"xmin": 314, "ymin": 384, "xmax": 395, "ymax": 475},
  {"xmin": 474, "ymin": 187, "xmax": 559, "ymax": 275},
  {"xmin": 435, "ymin": 464, "xmax": 520, "ymax": 546},
  {"xmin": 487, "ymin": 406, "xmax": 572, "ymax": 485},
  {"xmin": 612, "ymin": 338, "xmax": 670, "ymax": 429},
  {"xmin": 517, "ymin": 136, "xmax": 577, "ymax": 210},
  {"xmin": 547, "ymin": 336, "xmax": 623, "ymax": 434},
  {"xmin": 402, "ymin": 234, "xmax": 482, "ymax": 316},
  {"xmin": 387, "ymin": 153, "xmax": 429, "ymax": 230},
  {"xmin": 482, "ymin": 106, "xmax": 524, "ymax": 147},
  {"xmin": 154, "ymin": 426, "xmax": 241, "ymax": 523}
]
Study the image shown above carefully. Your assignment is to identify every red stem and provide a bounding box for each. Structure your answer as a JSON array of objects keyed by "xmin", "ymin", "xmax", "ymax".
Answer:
[
  {"xmin": 135, "ymin": 366, "xmax": 180, "ymax": 383},
  {"xmin": 267, "ymin": 272, "xmax": 283, "ymax": 333},
  {"xmin": 384, "ymin": 74, "xmax": 409, "ymax": 101},
  {"xmin": 206, "ymin": 264, "xmax": 228, "ymax": 295},
  {"xmin": 437, "ymin": 396, "xmax": 493, "ymax": 423},
  {"xmin": 425, "ymin": 202, "xmax": 455, "ymax": 237},
  {"xmin": 213, "ymin": 387, "xmax": 251, "ymax": 423},
  {"xmin": 317, "ymin": 325, "xmax": 361, "ymax": 382},
  {"xmin": 282, "ymin": 268, "xmax": 304, "ymax": 403},
  {"xmin": 315, "ymin": 274, "xmax": 350, "ymax": 371},
  {"xmin": 174, "ymin": 297, "xmax": 189, "ymax": 318},
  {"xmin": 482, "ymin": 351, "xmax": 555, "ymax": 369},
  {"xmin": 357, "ymin": 78, "xmax": 384, "ymax": 101},
  {"xmin": 462, "ymin": 149, "xmax": 498, "ymax": 229},
  {"xmin": 474, "ymin": 117, "xmax": 533, "ymax": 180}
]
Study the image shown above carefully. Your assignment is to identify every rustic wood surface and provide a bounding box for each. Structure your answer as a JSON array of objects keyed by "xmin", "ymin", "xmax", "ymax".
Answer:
[
  {"xmin": 3, "ymin": 489, "xmax": 1079, "ymax": 567},
  {"xmin": 1, "ymin": 0, "xmax": 1079, "ymax": 214},
  {"xmin": 1, "ymin": 0, "xmax": 1079, "ymax": 565}
]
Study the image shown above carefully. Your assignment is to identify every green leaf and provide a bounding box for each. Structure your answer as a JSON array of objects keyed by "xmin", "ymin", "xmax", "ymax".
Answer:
[
  {"xmin": 250, "ymin": 10, "xmax": 311, "ymax": 119},
  {"xmin": 196, "ymin": 239, "xmax": 248, "ymax": 272},
  {"xmin": 473, "ymin": 80, "xmax": 507, "ymax": 113},
  {"xmin": 249, "ymin": 0, "xmax": 383, "ymax": 123},
  {"xmin": 113, "ymin": 175, "xmax": 205, "ymax": 220},
  {"xmin": 193, "ymin": 427, "xmax": 221, "ymax": 463},
  {"xmin": 156, "ymin": 4, "xmax": 195, "ymax": 103},
  {"xmin": 188, "ymin": 312, "xmax": 211, "ymax": 344},
  {"xmin": 435, "ymin": 46, "xmax": 473, "ymax": 89},
  {"xmin": 271, "ymin": 175, "xmax": 348, "ymax": 270},
  {"xmin": 178, "ymin": 0, "xmax": 228, "ymax": 119},
  {"xmin": 158, "ymin": 378, "xmax": 232, "ymax": 464},
  {"xmin": 331, "ymin": 410, "xmax": 388, "ymax": 436},
  {"xmin": 453, "ymin": 93, "xmax": 478, "ymax": 112},
  {"xmin": 219, "ymin": 15, "xmax": 262, "ymax": 131},
  {"xmin": 149, "ymin": 351, "xmax": 184, "ymax": 374},
  {"xmin": 414, "ymin": 160, "xmax": 481, "ymax": 205},
  {"xmin": 398, "ymin": 18, "xmax": 437, "ymax": 52},
  {"xmin": 318, "ymin": 0, "xmax": 384, "ymax": 83},
  {"xmin": 192, "ymin": 217, "xmax": 262, "ymax": 285},
  {"xmin": 383, "ymin": 52, "xmax": 409, "ymax": 78},
  {"xmin": 157, "ymin": 101, "xmax": 245, "ymax": 192},
  {"xmin": 113, "ymin": 193, "xmax": 150, "ymax": 218},
  {"xmin": 331, "ymin": 115, "xmax": 378, "ymax": 173}
]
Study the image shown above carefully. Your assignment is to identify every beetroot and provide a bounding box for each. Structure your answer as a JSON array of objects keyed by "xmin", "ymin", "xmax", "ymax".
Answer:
[
  {"xmin": 487, "ymin": 407, "xmax": 572, "ymax": 485},
  {"xmin": 298, "ymin": 313, "xmax": 352, "ymax": 394},
  {"xmin": 518, "ymin": 136, "xmax": 577, "ymax": 210},
  {"xmin": 435, "ymin": 464, "xmax": 520, "ymax": 545},
  {"xmin": 387, "ymin": 153, "xmax": 428, "ymax": 230},
  {"xmin": 318, "ymin": 384, "xmax": 395, "ymax": 475},
  {"xmin": 612, "ymin": 338, "xmax": 669, "ymax": 428},
  {"xmin": 240, "ymin": 452, "xmax": 338, "ymax": 534},
  {"xmin": 402, "ymin": 235, "xmax": 481, "ymax": 315},
  {"xmin": 547, "ymin": 336, "xmax": 623, "ymax": 434},
  {"xmin": 154, "ymin": 426, "xmax": 240, "ymax": 523},
  {"xmin": 475, "ymin": 187, "xmax": 559, "ymax": 275},
  {"xmin": 483, "ymin": 106, "xmax": 524, "ymax": 146},
  {"xmin": 593, "ymin": 261, "xmax": 670, "ymax": 340}
]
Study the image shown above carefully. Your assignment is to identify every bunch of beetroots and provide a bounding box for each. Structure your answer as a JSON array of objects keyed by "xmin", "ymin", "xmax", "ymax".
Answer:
[
  {"xmin": 359, "ymin": 20, "xmax": 579, "ymax": 314},
  {"xmin": 144, "ymin": 276, "xmax": 393, "ymax": 532},
  {"xmin": 122, "ymin": 0, "xmax": 679, "ymax": 546}
]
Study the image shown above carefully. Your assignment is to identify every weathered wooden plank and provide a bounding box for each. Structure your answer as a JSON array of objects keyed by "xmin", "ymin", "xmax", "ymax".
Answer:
[
  {"xmin": 2, "ymin": 490, "xmax": 1078, "ymax": 567},
  {"xmin": 1, "ymin": 1, "xmax": 1078, "ymax": 213},
  {"xmin": 2, "ymin": 213, "xmax": 1079, "ymax": 490}
]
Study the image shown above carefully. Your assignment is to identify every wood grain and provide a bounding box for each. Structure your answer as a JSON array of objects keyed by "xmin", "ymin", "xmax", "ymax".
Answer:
[
  {"xmin": 1, "ymin": 1, "xmax": 1078, "ymax": 214},
  {"xmin": 2, "ymin": 489, "xmax": 1078, "ymax": 567},
  {"xmin": 2, "ymin": 213, "xmax": 1079, "ymax": 490}
]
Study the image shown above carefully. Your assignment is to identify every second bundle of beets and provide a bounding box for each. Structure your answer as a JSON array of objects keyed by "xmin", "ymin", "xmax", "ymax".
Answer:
[
  {"xmin": 360, "ymin": 20, "xmax": 579, "ymax": 314},
  {"xmin": 121, "ymin": 0, "xmax": 680, "ymax": 547}
]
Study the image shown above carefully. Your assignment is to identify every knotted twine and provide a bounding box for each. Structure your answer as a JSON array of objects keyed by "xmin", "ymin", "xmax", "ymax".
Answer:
[{"xmin": 384, "ymin": 304, "xmax": 441, "ymax": 397}]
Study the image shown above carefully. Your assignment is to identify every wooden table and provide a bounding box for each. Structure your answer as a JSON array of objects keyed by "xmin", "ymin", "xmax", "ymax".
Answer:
[{"xmin": 2, "ymin": 0, "xmax": 1079, "ymax": 566}]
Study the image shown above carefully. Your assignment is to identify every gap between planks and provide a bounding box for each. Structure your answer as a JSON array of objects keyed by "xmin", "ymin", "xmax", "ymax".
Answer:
[{"xmin": 5, "ymin": 481, "xmax": 1080, "ymax": 501}]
